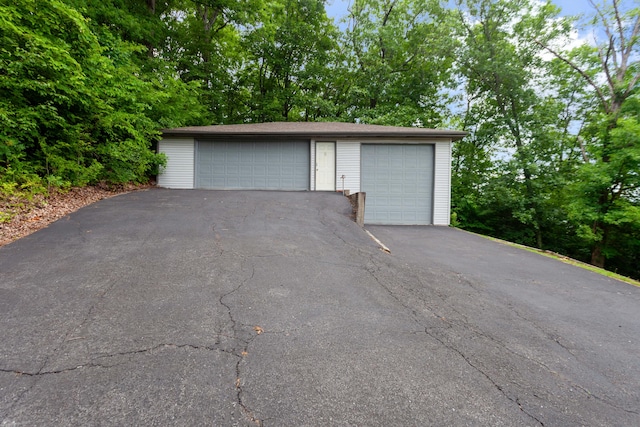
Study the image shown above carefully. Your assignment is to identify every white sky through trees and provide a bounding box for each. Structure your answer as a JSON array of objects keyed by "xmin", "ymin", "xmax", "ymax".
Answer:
[{"xmin": 325, "ymin": 0, "xmax": 595, "ymax": 21}]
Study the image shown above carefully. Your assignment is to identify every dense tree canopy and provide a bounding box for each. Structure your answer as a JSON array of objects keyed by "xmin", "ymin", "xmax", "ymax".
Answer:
[{"xmin": 0, "ymin": 0, "xmax": 638, "ymax": 279}]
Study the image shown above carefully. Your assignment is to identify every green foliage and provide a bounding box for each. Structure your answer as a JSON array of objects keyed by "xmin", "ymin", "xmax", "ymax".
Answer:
[
  {"xmin": 0, "ymin": 0, "xmax": 180, "ymax": 189},
  {"xmin": 1, "ymin": 0, "xmax": 638, "ymax": 279},
  {"xmin": 1, "ymin": 0, "xmax": 94, "ymax": 181},
  {"xmin": 566, "ymin": 111, "xmax": 640, "ymax": 263},
  {"xmin": 451, "ymin": 0, "xmax": 570, "ymax": 248},
  {"xmin": 343, "ymin": 0, "xmax": 455, "ymax": 126},
  {"xmin": 237, "ymin": 0, "xmax": 340, "ymax": 122},
  {"xmin": 451, "ymin": 0, "xmax": 640, "ymax": 278},
  {"xmin": 0, "ymin": 169, "xmax": 46, "ymax": 197},
  {"xmin": 0, "ymin": 167, "xmax": 47, "ymax": 224}
]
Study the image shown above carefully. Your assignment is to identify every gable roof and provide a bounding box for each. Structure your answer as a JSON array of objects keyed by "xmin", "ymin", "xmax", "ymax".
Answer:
[{"xmin": 162, "ymin": 122, "xmax": 467, "ymax": 141}]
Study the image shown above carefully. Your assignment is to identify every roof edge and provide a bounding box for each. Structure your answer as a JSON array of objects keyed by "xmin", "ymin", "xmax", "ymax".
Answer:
[
  {"xmin": 161, "ymin": 130, "xmax": 468, "ymax": 141},
  {"xmin": 161, "ymin": 122, "xmax": 467, "ymax": 141}
]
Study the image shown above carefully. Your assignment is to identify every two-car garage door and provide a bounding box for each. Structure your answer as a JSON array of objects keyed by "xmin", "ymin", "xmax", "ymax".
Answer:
[
  {"xmin": 195, "ymin": 139, "xmax": 309, "ymax": 190},
  {"xmin": 191, "ymin": 140, "xmax": 435, "ymax": 224},
  {"xmin": 361, "ymin": 144, "xmax": 434, "ymax": 225}
]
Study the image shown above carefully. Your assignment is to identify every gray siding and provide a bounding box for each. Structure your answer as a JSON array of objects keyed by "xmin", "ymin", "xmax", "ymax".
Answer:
[
  {"xmin": 336, "ymin": 141, "xmax": 361, "ymax": 193},
  {"xmin": 157, "ymin": 138, "xmax": 195, "ymax": 189},
  {"xmin": 433, "ymin": 142, "xmax": 452, "ymax": 225},
  {"xmin": 310, "ymin": 140, "xmax": 316, "ymax": 190}
]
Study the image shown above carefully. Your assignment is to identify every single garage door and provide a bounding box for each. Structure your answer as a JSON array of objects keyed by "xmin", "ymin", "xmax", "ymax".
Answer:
[
  {"xmin": 195, "ymin": 139, "xmax": 309, "ymax": 190},
  {"xmin": 361, "ymin": 144, "xmax": 434, "ymax": 225}
]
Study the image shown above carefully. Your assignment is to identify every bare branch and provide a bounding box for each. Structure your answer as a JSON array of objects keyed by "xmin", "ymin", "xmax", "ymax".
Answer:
[
  {"xmin": 589, "ymin": 0, "xmax": 619, "ymax": 71},
  {"xmin": 577, "ymin": 135, "xmax": 590, "ymax": 163},
  {"xmin": 612, "ymin": 0, "xmax": 626, "ymax": 54},
  {"xmin": 534, "ymin": 39, "xmax": 610, "ymax": 112},
  {"xmin": 589, "ymin": 0, "xmax": 613, "ymax": 40},
  {"xmin": 347, "ymin": 6, "xmax": 367, "ymax": 71},
  {"xmin": 621, "ymin": 14, "xmax": 640, "ymax": 79},
  {"xmin": 627, "ymin": 14, "xmax": 640, "ymax": 58},
  {"xmin": 381, "ymin": 0, "xmax": 398, "ymax": 27},
  {"xmin": 395, "ymin": 52, "xmax": 418, "ymax": 72},
  {"xmin": 598, "ymin": 36, "xmax": 616, "ymax": 99},
  {"xmin": 626, "ymin": 73, "xmax": 640, "ymax": 98},
  {"xmin": 456, "ymin": 5, "xmax": 474, "ymax": 37}
]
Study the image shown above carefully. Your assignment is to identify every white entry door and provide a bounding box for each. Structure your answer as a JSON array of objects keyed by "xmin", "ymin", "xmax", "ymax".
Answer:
[{"xmin": 315, "ymin": 142, "xmax": 336, "ymax": 191}]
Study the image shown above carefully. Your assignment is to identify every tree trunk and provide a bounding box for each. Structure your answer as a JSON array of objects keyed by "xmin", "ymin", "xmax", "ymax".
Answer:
[
  {"xmin": 145, "ymin": 0, "xmax": 156, "ymax": 57},
  {"xmin": 591, "ymin": 244, "xmax": 606, "ymax": 268},
  {"xmin": 590, "ymin": 225, "xmax": 609, "ymax": 268}
]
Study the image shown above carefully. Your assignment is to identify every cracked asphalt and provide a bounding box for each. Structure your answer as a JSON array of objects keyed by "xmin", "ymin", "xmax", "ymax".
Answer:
[{"xmin": 1, "ymin": 190, "xmax": 639, "ymax": 426}]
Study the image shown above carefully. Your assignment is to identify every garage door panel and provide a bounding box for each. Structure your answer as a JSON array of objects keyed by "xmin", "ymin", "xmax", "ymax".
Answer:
[
  {"xmin": 388, "ymin": 195, "xmax": 404, "ymax": 205},
  {"xmin": 196, "ymin": 140, "xmax": 309, "ymax": 190},
  {"xmin": 238, "ymin": 165, "xmax": 252, "ymax": 176},
  {"xmin": 389, "ymin": 158, "xmax": 404, "ymax": 168},
  {"xmin": 362, "ymin": 144, "xmax": 434, "ymax": 225},
  {"xmin": 416, "ymin": 199, "xmax": 430, "ymax": 209},
  {"xmin": 252, "ymin": 148, "xmax": 268, "ymax": 162},
  {"xmin": 390, "ymin": 183, "xmax": 405, "ymax": 193}
]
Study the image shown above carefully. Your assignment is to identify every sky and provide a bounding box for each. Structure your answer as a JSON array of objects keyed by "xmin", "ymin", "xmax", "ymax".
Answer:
[
  {"xmin": 552, "ymin": 0, "xmax": 596, "ymax": 16},
  {"xmin": 325, "ymin": 0, "xmax": 597, "ymax": 21}
]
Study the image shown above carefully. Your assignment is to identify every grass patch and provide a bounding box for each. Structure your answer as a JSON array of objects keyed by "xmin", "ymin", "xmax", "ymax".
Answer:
[
  {"xmin": 0, "ymin": 191, "xmax": 46, "ymax": 223},
  {"xmin": 461, "ymin": 229, "xmax": 640, "ymax": 288}
]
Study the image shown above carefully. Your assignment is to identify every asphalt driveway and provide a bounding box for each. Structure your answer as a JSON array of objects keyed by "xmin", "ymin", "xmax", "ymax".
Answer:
[{"xmin": 1, "ymin": 189, "xmax": 639, "ymax": 426}]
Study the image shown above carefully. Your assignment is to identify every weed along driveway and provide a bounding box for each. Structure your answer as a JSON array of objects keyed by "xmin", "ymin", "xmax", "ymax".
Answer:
[{"xmin": 1, "ymin": 190, "xmax": 639, "ymax": 426}]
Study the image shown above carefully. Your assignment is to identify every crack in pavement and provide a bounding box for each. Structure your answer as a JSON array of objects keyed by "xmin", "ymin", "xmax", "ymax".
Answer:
[
  {"xmin": 235, "ymin": 335, "xmax": 263, "ymax": 427},
  {"xmin": 422, "ymin": 326, "xmax": 546, "ymax": 426},
  {"xmin": 0, "ymin": 343, "xmax": 235, "ymax": 377},
  {"xmin": 372, "ymin": 254, "xmax": 640, "ymax": 421},
  {"xmin": 507, "ymin": 304, "xmax": 579, "ymax": 359},
  {"xmin": 365, "ymin": 251, "xmax": 640, "ymax": 422},
  {"xmin": 318, "ymin": 215, "xmax": 362, "ymax": 253},
  {"xmin": 4, "ymin": 246, "xmax": 265, "ymax": 426},
  {"xmin": 0, "ymin": 340, "xmax": 243, "ymax": 423},
  {"xmin": 315, "ymin": 207, "xmax": 390, "ymax": 260},
  {"xmin": 1, "ymin": 271, "xmax": 125, "ymax": 418},
  {"xmin": 363, "ymin": 254, "xmax": 546, "ymax": 426},
  {"xmin": 210, "ymin": 223, "xmax": 226, "ymax": 257},
  {"xmin": 469, "ymin": 293, "xmax": 640, "ymax": 416},
  {"xmin": 570, "ymin": 383, "xmax": 640, "ymax": 416},
  {"xmin": 218, "ymin": 257, "xmax": 264, "ymax": 426}
]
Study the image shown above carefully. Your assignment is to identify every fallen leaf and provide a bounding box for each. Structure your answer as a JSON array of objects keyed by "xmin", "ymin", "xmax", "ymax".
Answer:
[
  {"xmin": 0, "ymin": 184, "xmax": 151, "ymax": 247},
  {"xmin": 253, "ymin": 326, "xmax": 263, "ymax": 335}
]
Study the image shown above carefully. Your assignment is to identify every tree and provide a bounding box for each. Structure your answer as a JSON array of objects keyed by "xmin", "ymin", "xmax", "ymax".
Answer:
[
  {"xmin": 239, "ymin": 0, "xmax": 339, "ymax": 122},
  {"xmin": 158, "ymin": 0, "xmax": 269, "ymax": 124},
  {"xmin": 0, "ymin": 0, "xmax": 172, "ymax": 187},
  {"xmin": 537, "ymin": 0, "xmax": 640, "ymax": 267},
  {"xmin": 343, "ymin": 0, "xmax": 455, "ymax": 126},
  {"xmin": 63, "ymin": 0, "xmax": 170, "ymax": 58},
  {"xmin": 452, "ymin": 0, "xmax": 571, "ymax": 248}
]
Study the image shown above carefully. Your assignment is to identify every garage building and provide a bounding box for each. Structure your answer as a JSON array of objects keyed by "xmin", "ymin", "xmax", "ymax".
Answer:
[{"xmin": 157, "ymin": 122, "xmax": 466, "ymax": 225}]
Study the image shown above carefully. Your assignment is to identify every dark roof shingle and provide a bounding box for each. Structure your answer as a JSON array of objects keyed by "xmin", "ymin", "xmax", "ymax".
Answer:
[{"xmin": 162, "ymin": 122, "xmax": 466, "ymax": 140}]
